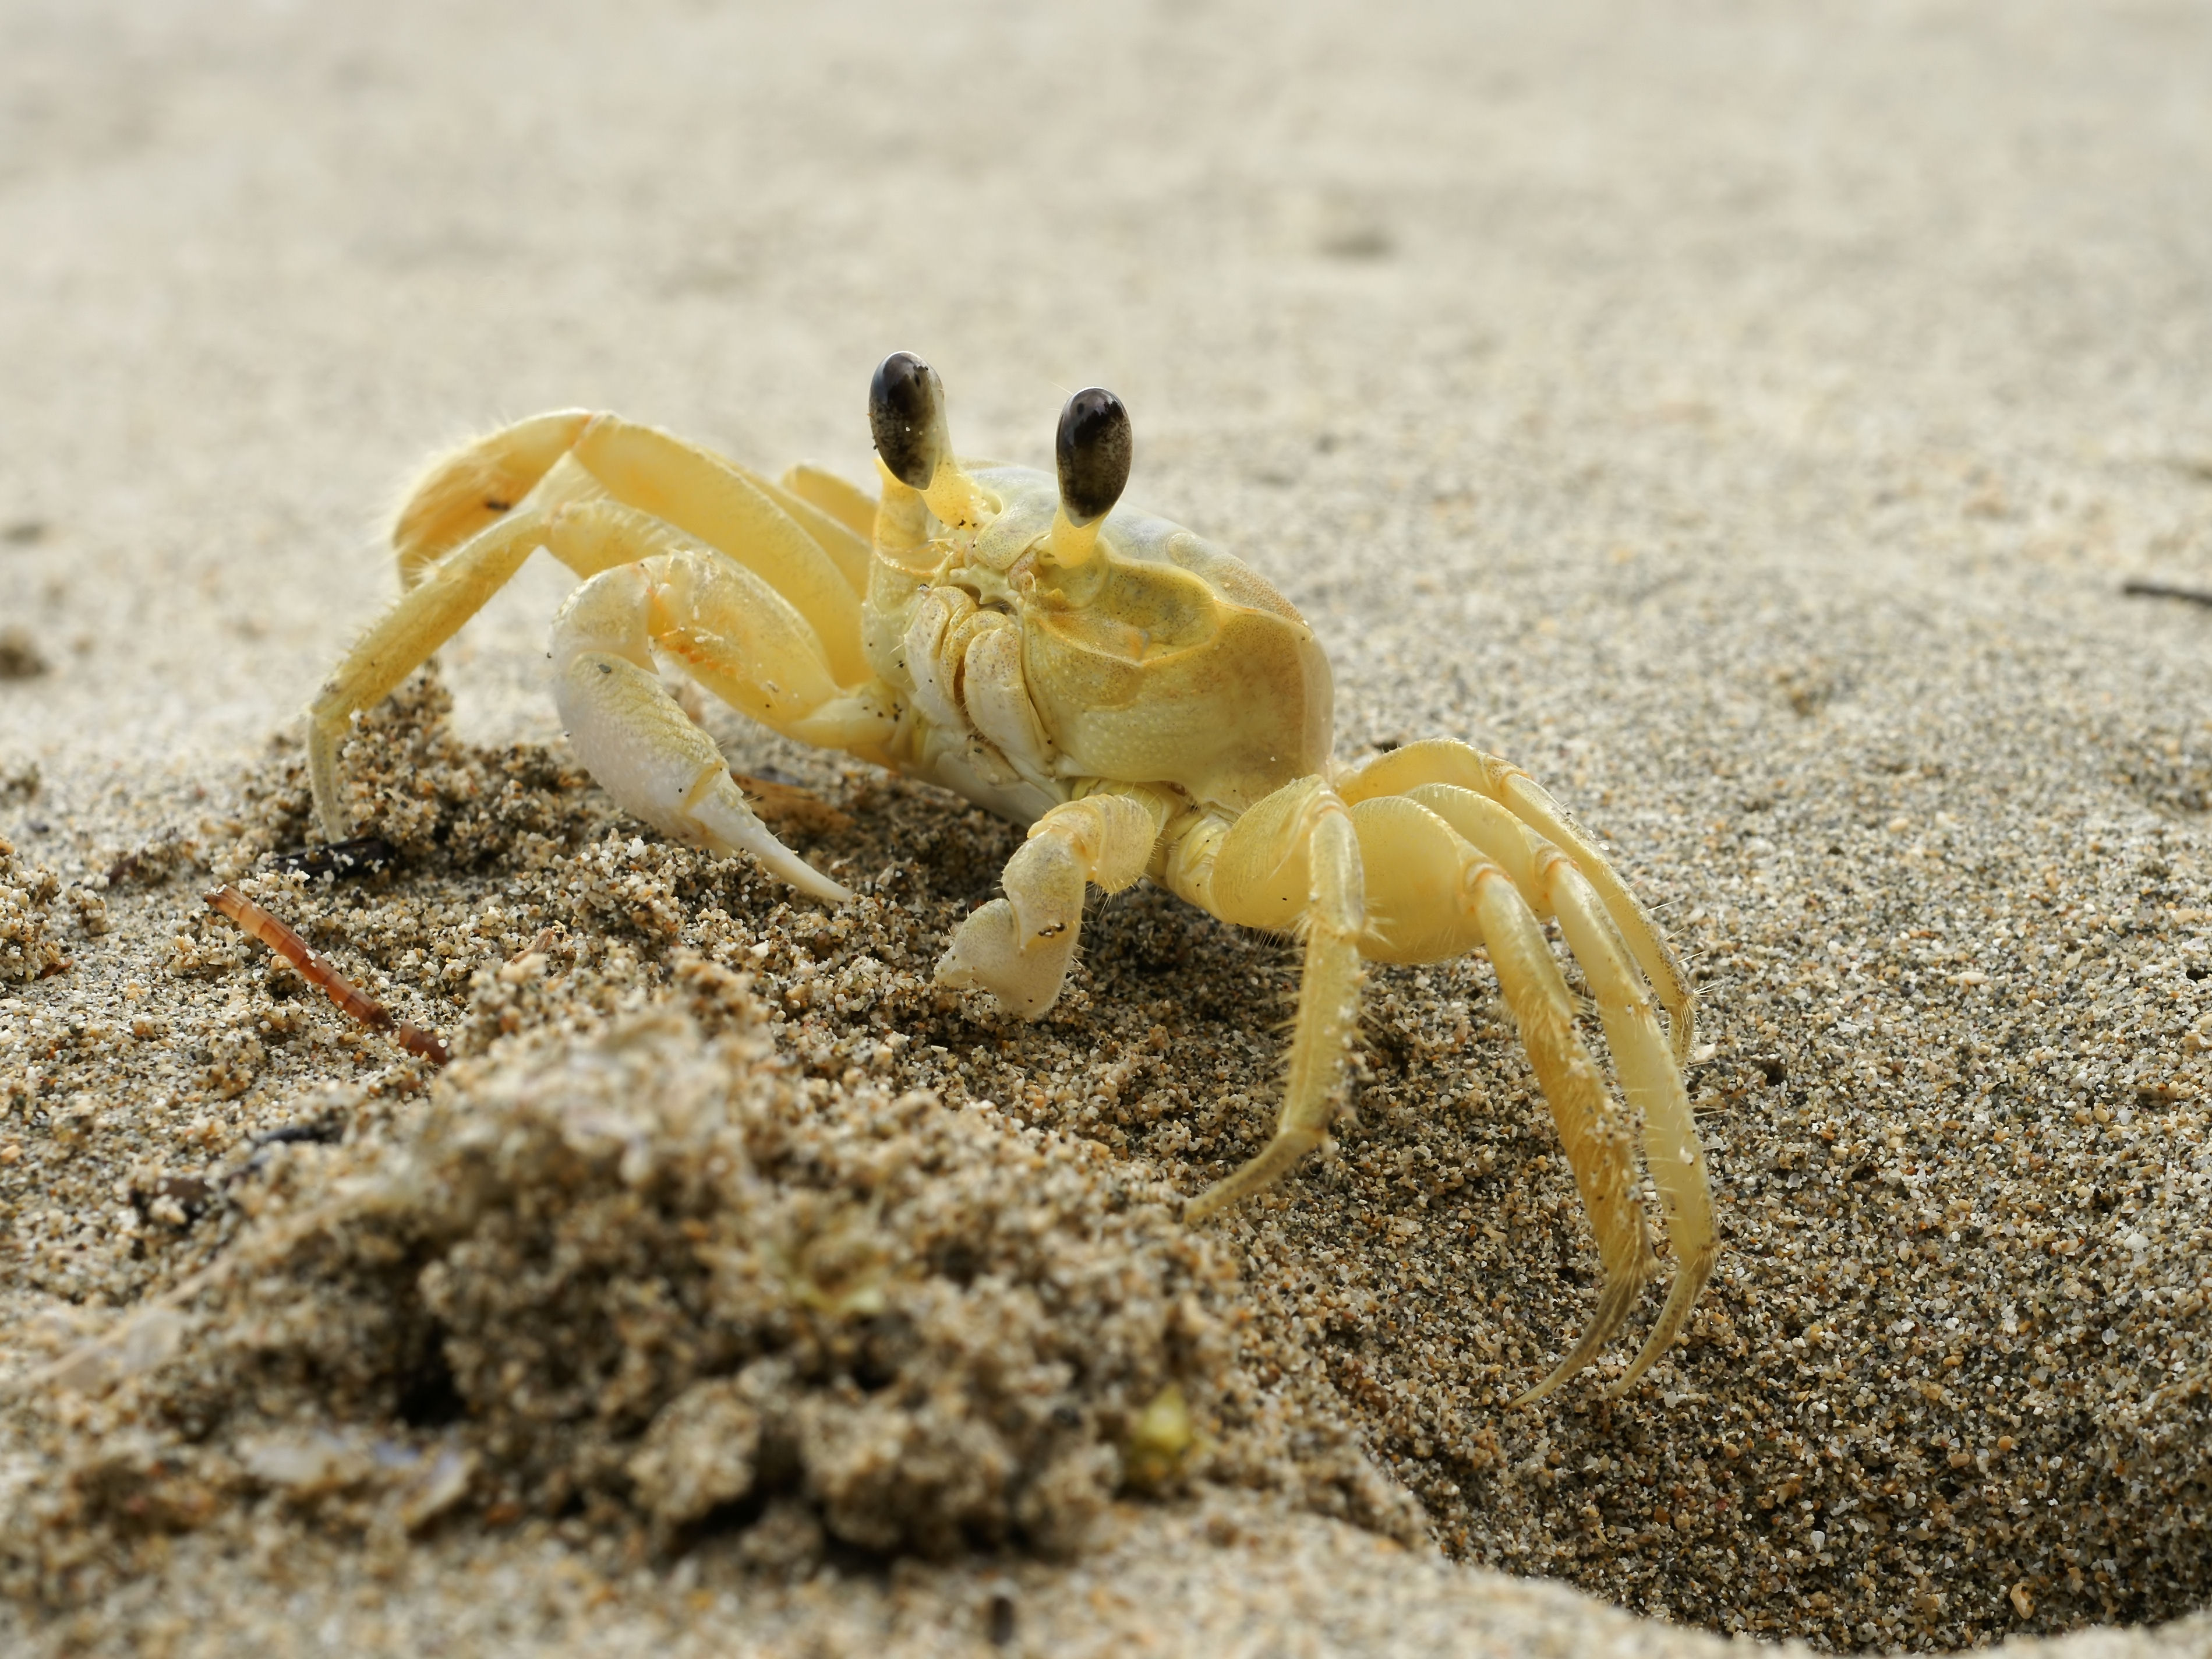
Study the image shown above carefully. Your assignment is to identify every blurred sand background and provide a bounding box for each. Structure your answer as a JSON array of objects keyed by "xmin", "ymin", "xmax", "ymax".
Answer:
[{"xmin": 6, "ymin": 1, "xmax": 2212, "ymax": 1655}]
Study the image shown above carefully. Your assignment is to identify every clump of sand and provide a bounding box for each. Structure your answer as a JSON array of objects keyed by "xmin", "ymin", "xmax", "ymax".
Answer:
[
  {"xmin": 0, "ymin": 838, "xmax": 63, "ymax": 985},
  {"xmin": 2, "ymin": 948, "xmax": 1411, "ymax": 1607}
]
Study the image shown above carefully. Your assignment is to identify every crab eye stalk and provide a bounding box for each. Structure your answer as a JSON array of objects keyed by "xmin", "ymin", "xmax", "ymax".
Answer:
[
  {"xmin": 869, "ymin": 350, "xmax": 988, "ymax": 531},
  {"xmin": 869, "ymin": 351, "xmax": 944, "ymax": 490},
  {"xmin": 1055, "ymin": 387, "xmax": 1132, "ymax": 527},
  {"xmin": 1047, "ymin": 386, "xmax": 1131, "ymax": 571}
]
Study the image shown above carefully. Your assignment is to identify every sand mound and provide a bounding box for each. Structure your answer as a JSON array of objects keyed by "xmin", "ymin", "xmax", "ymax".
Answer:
[
  {"xmin": 3, "ymin": 956, "xmax": 1409, "ymax": 1607},
  {"xmin": 0, "ymin": 838, "xmax": 64, "ymax": 986}
]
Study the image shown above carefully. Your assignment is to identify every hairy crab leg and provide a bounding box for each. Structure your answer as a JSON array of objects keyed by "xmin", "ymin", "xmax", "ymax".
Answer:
[
  {"xmin": 310, "ymin": 440, "xmax": 637, "ymax": 838},
  {"xmin": 1337, "ymin": 739, "xmax": 1695, "ymax": 1062},
  {"xmin": 313, "ymin": 418, "xmax": 646, "ymax": 825},
  {"xmin": 393, "ymin": 410, "xmax": 595, "ymax": 587},
  {"xmin": 310, "ymin": 414, "xmax": 875, "ymax": 842},
  {"xmin": 935, "ymin": 789, "xmax": 1165, "ymax": 1016},
  {"xmin": 309, "ymin": 507, "xmax": 560, "ymax": 838},
  {"xmin": 1345, "ymin": 795, "xmax": 1653, "ymax": 1399},
  {"xmin": 1178, "ymin": 778, "xmax": 1369, "ymax": 1223},
  {"xmin": 1543, "ymin": 853, "xmax": 1717, "ymax": 1394}
]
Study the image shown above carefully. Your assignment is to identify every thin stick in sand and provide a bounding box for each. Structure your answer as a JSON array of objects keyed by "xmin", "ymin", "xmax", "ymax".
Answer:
[
  {"xmin": 203, "ymin": 885, "xmax": 449, "ymax": 1067},
  {"xmin": 2121, "ymin": 579, "xmax": 2212, "ymax": 608}
]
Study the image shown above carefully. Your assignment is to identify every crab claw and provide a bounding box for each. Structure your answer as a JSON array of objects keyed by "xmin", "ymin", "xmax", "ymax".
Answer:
[
  {"xmin": 936, "ymin": 898, "xmax": 1070, "ymax": 1016},
  {"xmin": 934, "ymin": 834, "xmax": 1086, "ymax": 1017}
]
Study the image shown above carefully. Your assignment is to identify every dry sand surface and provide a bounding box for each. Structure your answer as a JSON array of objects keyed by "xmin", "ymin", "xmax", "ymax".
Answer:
[{"xmin": 6, "ymin": 2, "xmax": 2212, "ymax": 1654}]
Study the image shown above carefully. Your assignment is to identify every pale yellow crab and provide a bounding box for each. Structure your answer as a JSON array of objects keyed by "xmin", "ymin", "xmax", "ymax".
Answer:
[{"xmin": 306, "ymin": 354, "xmax": 1715, "ymax": 1399}]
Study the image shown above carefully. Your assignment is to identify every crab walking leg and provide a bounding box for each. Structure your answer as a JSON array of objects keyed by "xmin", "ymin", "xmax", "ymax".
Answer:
[
  {"xmin": 1542, "ymin": 852, "xmax": 1718, "ymax": 1394},
  {"xmin": 1347, "ymin": 796, "xmax": 1652, "ymax": 1399},
  {"xmin": 1337, "ymin": 739, "xmax": 1695, "ymax": 1062},
  {"xmin": 399, "ymin": 413, "xmax": 875, "ymax": 676},
  {"xmin": 311, "ymin": 435, "xmax": 679, "ymax": 836},
  {"xmin": 936, "ymin": 790, "xmax": 1164, "ymax": 1016},
  {"xmin": 393, "ymin": 410, "xmax": 596, "ymax": 587},
  {"xmin": 1407, "ymin": 778, "xmax": 1716, "ymax": 1382},
  {"xmin": 1478, "ymin": 872, "xmax": 1663, "ymax": 1401},
  {"xmin": 308, "ymin": 510, "xmax": 559, "ymax": 839},
  {"xmin": 779, "ymin": 463, "xmax": 882, "ymax": 549},
  {"xmin": 549, "ymin": 558, "xmax": 857, "ymax": 903},
  {"xmin": 1502, "ymin": 771, "xmax": 1697, "ymax": 1061},
  {"xmin": 306, "ymin": 482, "xmax": 697, "ymax": 837},
  {"xmin": 1182, "ymin": 779, "xmax": 1368, "ymax": 1223},
  {"xmin": 311, "ymin": 419, "xmax": 879, "ymax": 839}
]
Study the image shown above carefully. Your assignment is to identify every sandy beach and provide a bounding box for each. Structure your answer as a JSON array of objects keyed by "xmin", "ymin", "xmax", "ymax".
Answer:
[{"xmin": 5, "ymin": 3, "xmax": 2212, "ymax": 1654}]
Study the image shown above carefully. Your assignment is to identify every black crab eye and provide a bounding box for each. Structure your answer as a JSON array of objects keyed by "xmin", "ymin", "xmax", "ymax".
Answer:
[
  {"xmin": 1055, "ymin": 387, "xmax": 1132, "ymax": 527},
  {"xmin": 870, "ymin": 351, "xmax": 943, "ymax": 489}
]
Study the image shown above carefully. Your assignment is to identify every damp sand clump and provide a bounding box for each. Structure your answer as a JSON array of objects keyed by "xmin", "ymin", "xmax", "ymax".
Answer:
[
  {"xmin": 3, "ymin": 958, "xmax": 1409, "ymax": 1608},
  {"xmin": 0, "ymin": 838, "xmax": 65, "ymax": 986}
]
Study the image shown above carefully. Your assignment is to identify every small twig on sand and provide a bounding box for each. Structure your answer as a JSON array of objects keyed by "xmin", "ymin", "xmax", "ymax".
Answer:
[
  {"xmin": 203, "ymin": 885, "xmax": 448, "ymax": 1066},
  {"xmin": 2121, "ymin": 580, "xmax": 2212, "ymax": 608}
]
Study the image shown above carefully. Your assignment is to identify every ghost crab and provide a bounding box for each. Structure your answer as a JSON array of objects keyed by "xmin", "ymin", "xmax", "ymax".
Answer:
[{"xmin": 306, "ymin": 353, "xmax": 1715, "ymax": 1399}]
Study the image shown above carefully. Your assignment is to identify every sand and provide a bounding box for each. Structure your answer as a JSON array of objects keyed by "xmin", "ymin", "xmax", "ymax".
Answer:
[{"xmin": 6, "ymin": 2, "xmax": 2212, "ymax": 1654}]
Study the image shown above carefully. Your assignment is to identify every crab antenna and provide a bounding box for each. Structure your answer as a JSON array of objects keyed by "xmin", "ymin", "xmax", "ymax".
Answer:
[
  {"xmin": 1047, "ymin": 386, "xmax": 1132, "ymax": 568},
  {"xmin": 868, "ymin": 351, "xmax": 985, "ymax": 531}
]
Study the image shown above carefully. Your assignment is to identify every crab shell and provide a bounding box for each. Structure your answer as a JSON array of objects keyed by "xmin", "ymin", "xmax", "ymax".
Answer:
[{"xmin": 864, "ymin": 464, "xmax": 1333, "ymax": 820}]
